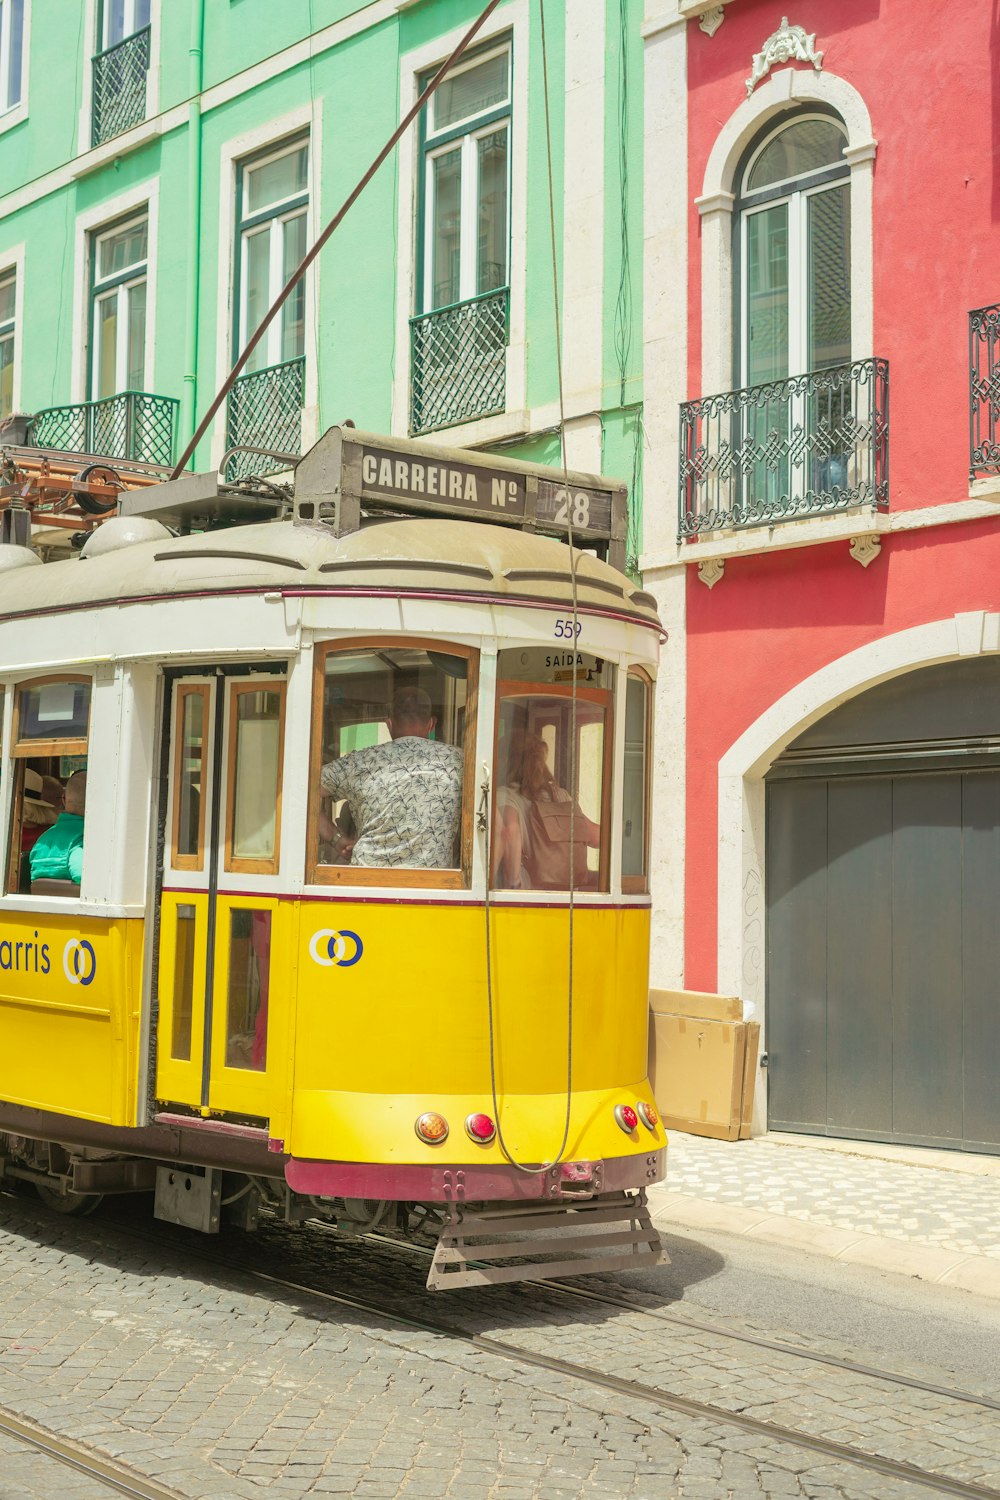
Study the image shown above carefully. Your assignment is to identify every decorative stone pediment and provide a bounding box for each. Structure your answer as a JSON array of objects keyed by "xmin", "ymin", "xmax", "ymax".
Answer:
[{"xmin": 746, "ymin": 17, "xmax": 823, "ymax": 97}]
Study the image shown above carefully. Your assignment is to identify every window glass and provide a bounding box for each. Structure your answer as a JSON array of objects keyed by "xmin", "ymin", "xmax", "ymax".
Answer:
[
  {"xmin": 173, "ymin": 685, "xmax": 207, "ymax": 868},
  {"xmin": 228, "ymin": 686, "xmax": 284, "ymax": 870},
  {"xmin": 621, "ymin": 674, "xmax": 650, "ymax": 883},
  {"xmin": 492, "ymin": 680, "xmax": 610, "ymax": 893},
  {"xmin": 747, "ymin": 118, "xmax": 845, "ymax": 192},
  {"xmin": 430, "ymin": 149, "xmax": 462, "ymax": 309},
  {"xmin": 281, "ymin": 212, "xmax": 307, "ymax": 361},
  {"xmin": 1, "ymin": 0, "xmax": 24, "ymax": 110},
  {"xmin": 433, "ymin": 51, "xmax": 509, "ymax": 132},
  {"xmin": 808, "ymin": 184, "xmax": 851, "ymax": 371},
  {"xmin": 746, "ymin": 203, "xmax": 789, "ymax": 386},
  {"xmin": 171, "ymin": 905, "xmax": 196, "ymax": 1062},
  {"xmin": 246, "ymin": 146, "xmax": 308, "ymax": 217},
  {"xmin": 0, "ymin": 271, "xmax": 14, "ymax": 326},
  {"xmin": 0, "ymin": 270, "xmax": 12, "ymax": 418},
  {"xmin": 314, "ymin": 646, "xmax": 470, "ymax": 877},
  {"xmin": 126, "ymin": 280, "xmax": 146, "ymax": 390},
  {"xmin": 9, "ymin": 678, "xmax": 90, "ymax": 897},
  {"xmin": 99, "ymin": 220, "xmax": 148, "ymax": 280},
  {"xmin": 477, "ymin": 127, "xmax": 508, "ymax": 294},
  {"xmin": 17, "ymin": 680, "xmax": 90, "ymax": 743},
  {"xmin": 225, "ymin": 909, "xmax": 270, "ymax": 1071}
]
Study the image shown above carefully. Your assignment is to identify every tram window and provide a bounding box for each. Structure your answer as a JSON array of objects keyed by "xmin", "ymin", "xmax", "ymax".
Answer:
[
  {"xmin": 621, "ymin": 670, "xmax": 651, "ymax": 890},
  {"xmin": 171, "ymin": 905, "xmax": 197, "ymax": 1062},
  {"xmin": 308, "ymin": 641, "xmax": 476, "ymax": 886},
  {"xmin": 225, "ymin": 909, "xmax": 270, "ymax": 1071},
  {"xmin": 172, "ymin": 685, "xmax": 209, "ymax": 870},
  {"xmin": 6, "ymin": 675, "xmax": 90, "ymax": 897},
  {"xmin": 226, "ymin": 684, "xmax": 285, "ymax": 874},
  {"xmin": 497, "ymin": 647, "xmax": 613, "ymax": 690},
  {"xmin": 492, "ymin": 680, "xmax": 611, "ymax": 893}
]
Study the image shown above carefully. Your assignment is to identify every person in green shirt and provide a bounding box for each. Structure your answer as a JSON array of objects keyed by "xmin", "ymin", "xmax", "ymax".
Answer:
[{"xmin": 29, "ymin": 770, "xmax": 86, "ymax": 886}]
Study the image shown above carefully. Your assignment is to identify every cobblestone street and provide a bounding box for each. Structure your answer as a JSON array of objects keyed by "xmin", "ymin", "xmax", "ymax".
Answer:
[{"xmin": 0, "ymin": 1192, "xmax": 998, "ymax": 1499}]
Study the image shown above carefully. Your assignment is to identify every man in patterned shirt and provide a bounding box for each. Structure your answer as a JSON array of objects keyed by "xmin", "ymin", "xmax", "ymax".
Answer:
[{"xmin": 319, "ymin": 687, "xmax": 463, "ymax": 869}]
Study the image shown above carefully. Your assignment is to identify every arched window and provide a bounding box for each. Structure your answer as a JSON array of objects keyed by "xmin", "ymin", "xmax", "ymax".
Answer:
[{"xmin": 736, "ymin": 111, "xmax": 850, "ymax": 387}]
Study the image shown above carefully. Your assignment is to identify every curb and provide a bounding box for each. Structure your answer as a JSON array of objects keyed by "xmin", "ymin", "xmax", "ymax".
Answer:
[{"xmin": 647, "ymin": 1190, "xmax": 1000, "ymax": 1301}]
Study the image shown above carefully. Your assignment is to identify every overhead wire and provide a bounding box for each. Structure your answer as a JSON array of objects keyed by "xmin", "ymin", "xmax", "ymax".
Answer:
[{"xmin": 483, "ymin": 0, "xmax": 579, "ymax": 1175}]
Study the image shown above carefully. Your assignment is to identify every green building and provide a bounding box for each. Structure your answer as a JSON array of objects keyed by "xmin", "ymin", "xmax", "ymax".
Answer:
[{"xmin": 0, "ymin": 0, "xmax": 644, "ymax": 561}]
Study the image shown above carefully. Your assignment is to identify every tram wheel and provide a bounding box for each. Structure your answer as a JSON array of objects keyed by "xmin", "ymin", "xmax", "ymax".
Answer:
[{"xmin": 35, "ymin": 1182, "xmax": 103, "ymax": 1216}]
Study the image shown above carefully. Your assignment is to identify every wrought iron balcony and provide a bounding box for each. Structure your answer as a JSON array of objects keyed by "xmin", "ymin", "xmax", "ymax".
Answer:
[
  {"xmin": 970, "ymin": 304, "xmax": 1000, "ymax": 480},
  {"xmin": 410, "ymin": 287, "xmax": 508, "ymax": 436},
  {"xmin": 678, "ymin": 359, "xmax": 890, "ymax": 541},
  {"xmin": 225, "ymin": 356, "xmax": 305, "ymax": 481},
  {"xmin": 92, "ymin": 26, "xmax": 150, "ymax": 147},
  {"xmin": 28, "ymin": 391, "xmax": 178, "ymax": 466}
]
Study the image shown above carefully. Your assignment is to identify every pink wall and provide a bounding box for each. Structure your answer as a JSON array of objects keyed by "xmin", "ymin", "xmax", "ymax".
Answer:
[{"xmin": 682, "ymin": 2, "xmax": 1000, "ymax": 990}]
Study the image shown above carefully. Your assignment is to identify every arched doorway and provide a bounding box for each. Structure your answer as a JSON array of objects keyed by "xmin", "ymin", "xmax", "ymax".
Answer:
[{"xmin": 766, "ymin": 657, "xmax": 1000, "ymax": 1153}]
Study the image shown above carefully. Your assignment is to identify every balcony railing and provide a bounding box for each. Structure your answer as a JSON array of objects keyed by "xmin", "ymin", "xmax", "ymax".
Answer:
[
  {"xmin": 225, "ymin": 356, "xmax": 305, "ymax": 481},
  {"xmin": 92, "ymin": 26, "xmax": 150, "ymax": 147},
  {"xmin": 970, "ymin": 304, "xmax": 1000, "ymax": 480},
  {"xmin": 410, "ymin": 287, "xmax": 508, "ymax": 435},
  {"xmin": 27, "ymin": 391, "xmax": 178, "ymax": 466},
  {"xmin": 678, "ymin": 359, "xmax": 890, "ymax": 541}
]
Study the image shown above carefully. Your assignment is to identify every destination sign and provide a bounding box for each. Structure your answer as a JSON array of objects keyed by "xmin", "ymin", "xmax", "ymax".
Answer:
[
  {"xmin": 360, "ymin": 447, "xmax": 527, "ymax": 520},
  {"xmin": 536, "ymin": 478, "xmax": 614, "ymax": 536}
]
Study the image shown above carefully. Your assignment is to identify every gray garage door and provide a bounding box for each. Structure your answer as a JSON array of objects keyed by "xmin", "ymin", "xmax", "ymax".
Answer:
[{"xmin": 766, "ymin": 660, "xmax": 1000, "ymax": 1153}]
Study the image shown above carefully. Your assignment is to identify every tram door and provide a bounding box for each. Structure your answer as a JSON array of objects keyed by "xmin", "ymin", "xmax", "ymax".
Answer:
[{"xmin": 154, "ymin": 665, "xmax": 287, "ymax": 1121}]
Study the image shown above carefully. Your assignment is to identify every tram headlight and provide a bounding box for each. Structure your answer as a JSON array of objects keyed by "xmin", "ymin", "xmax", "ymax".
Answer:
[
  {"xmin": 636, "ymin": 1101, "xmax": 659, "ymax": 1131},
  {"xmin": 464, "ymin": 1112, "xmax": 496, "ymax": 1144},
  {"xmin": 415, "ymin": 1112, "xmax": 449, "ymax": 1145},
  {"xmin": 614, "ymin": 1104, "xmax": 639, "ymax": 1134}
]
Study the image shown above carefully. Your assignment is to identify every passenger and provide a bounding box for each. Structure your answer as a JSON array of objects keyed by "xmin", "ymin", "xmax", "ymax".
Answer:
[
  {"xmin": 20, "ymin": 769, "xmax": 57, "ymax": 856},
  {"xmin": 42, "ymin": 775, "xmax": 65, "ymax": 814},
  {"xmin": 29, "ymin": 770, "xmax": 86, "ymax": 885},
  {"xmin": 319, "ymin": 687, "xmax": 463, "ymax": 869},
  {"xmin": 494, "ymin": 731, "xmax": 600, "ymax": 891}
]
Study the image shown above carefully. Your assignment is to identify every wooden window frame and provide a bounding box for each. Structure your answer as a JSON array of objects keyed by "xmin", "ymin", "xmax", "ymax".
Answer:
[
  {"xmin": 306, "ymin": 636, "xmax": 479, "ymax": 890},
  {"xmin": 11, "ymin": 673, "xmax": 91, "ymax": 757},
  {"xmin": 224, "ymin": 679, "xmax": 286, "ymax": 877},
  {"xmin": 171, "ymin": 682, "xmax": 210, "ymax": 873},
  {"xmin": 621, "ymin": 667, "xmax": 653, "ymax": 896},
  {"xmin": 493, "ymin": 678, "xmax": 614, "ymax": 894},
  {"xmin": 7, "ymin": 674, "xmax": 90, "ymax": 896}
]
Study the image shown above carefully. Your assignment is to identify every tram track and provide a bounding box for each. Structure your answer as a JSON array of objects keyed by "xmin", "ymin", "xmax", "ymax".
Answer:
[
  {"xmin": 81, "ymin": 1212, "xmax": 1000, "ymax": 1500},
  {"xmin": 0, "ymin": 1404, "xmax": 189, "ymax": 1500},
  {"xmin": 364, "ymin": 1228, "xmax": 1000, "ymax": 1414}
]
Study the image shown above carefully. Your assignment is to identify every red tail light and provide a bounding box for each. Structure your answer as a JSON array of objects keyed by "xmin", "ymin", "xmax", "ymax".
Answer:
[
  {"xmin": 464, "ymin": 1112, "xmax": 496, "ymax": 1144},
  {"xmin": 614, "ymin": 1103, "xmax": 639, "ymax": 1133},
  {"xmin": 415, "ymin": 1112, "xmax": 449, "ymax": 1144}
]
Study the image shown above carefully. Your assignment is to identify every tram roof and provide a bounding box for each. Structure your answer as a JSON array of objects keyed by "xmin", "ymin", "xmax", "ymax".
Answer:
[{"xmin": 0, "ymin": 516, "xmax": 661, "ymax": 629}]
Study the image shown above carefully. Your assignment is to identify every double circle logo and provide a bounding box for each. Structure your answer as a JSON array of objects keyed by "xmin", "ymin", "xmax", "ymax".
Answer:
[
  {"xmin": 308, "ymin": 928, "xmax": 363, "ymax": 969},
  {"xmin": 63, "ymin": 938, "xmax": 97, "ymax": 987}
]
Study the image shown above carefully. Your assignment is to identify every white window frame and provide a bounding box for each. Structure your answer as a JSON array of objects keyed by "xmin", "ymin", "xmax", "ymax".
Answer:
[
  {"xmin": 420, "ymin": 42, "xmax": 511, "ymax": 312},
  {"xmin": 738, "ymin": 115, "xmax": 850, "ymax": 386},
  {"xmin": 0, "ymin": 0, "xmax": 28, "ymax": 136},
  {"xmin": 236, "ymin": 137, "xmax": 309, "ymax": 369},
  {"xmin": 90, "ymin": 212, "xmax": 149, "ymax": 399},
  {"xmin": 393, "ymin": 0, "xmax": 529, "ymax": 445},
  {"xmin": 695, "ymin": 68, "xmax": 876, "ymax": 402},
  {"xmin": 211, "ymin": 106, "xmax": 320, "ymax": 470},
  {"xmin": 72, "ymin": 181, "xmax": 158, "ymax": 403}
]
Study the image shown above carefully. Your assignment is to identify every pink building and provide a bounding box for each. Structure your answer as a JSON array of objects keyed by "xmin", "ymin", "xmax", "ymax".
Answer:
[{"xmin": 642, "ymin": 1, "xmax": 1000, "ymax": 1152}]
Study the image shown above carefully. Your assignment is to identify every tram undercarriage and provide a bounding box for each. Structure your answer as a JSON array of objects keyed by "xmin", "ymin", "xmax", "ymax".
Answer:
[{"xmin": 0, "ymin": 1122, "xmax": 664, "ymax": 1289}]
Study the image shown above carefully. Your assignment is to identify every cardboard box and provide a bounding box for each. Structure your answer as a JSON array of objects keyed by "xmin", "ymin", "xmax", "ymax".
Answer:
[
  {"xmin": 649, "ymin": 987, "xmax": 742, "ymax": 1023},
  {"xmin": 649, "ymin": 1010, "xmax": 760, "ymax": 1142}
]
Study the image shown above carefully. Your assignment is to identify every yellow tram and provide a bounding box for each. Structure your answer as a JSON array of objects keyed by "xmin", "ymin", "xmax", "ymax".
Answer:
[{"xmin": 0, "ymin": 426, "xmax": 665, "ymax": 1287}]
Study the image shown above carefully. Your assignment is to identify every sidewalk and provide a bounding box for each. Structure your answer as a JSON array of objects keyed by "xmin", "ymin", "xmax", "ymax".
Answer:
[{"xmin": 647, "ymin": 1130, "xmax": 1000, "ymax": 1300}]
